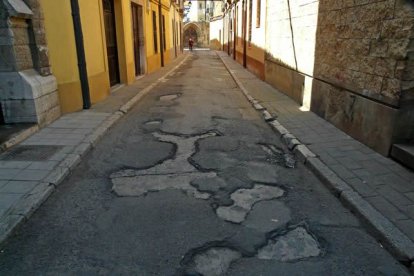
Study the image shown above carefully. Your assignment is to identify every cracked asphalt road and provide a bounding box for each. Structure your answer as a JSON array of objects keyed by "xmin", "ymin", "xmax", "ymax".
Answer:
[{"xmin": 0, "ymin": 51, "xmax": 410, "ymax": 276}]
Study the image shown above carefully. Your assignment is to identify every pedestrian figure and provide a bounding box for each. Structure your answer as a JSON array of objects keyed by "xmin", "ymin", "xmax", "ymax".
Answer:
[{"xmin": 189, "ymin": 38, "xmax": 194, "ymax": 51}]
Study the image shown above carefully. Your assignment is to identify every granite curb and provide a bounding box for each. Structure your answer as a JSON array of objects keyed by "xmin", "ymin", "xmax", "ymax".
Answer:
[
  {"xmin": 0, "ymin": 125, "xmax": 40, "ymax": 153},
  {"xmin": 0, "ymin": 53, "xmax": 191, "ymax": 249},
  {"xmin": 216, "ymin": 51, "xmax": 414, "ymax": 265}
]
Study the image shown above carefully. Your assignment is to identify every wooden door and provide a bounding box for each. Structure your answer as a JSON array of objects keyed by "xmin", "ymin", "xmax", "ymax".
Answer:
[
  {"xmin": 132, "ymin": 3, "xmax": 141, "ymax": 76},
  {"xmin": 103, "ymin": 0, "xmax": 120, "ymax": 86}
]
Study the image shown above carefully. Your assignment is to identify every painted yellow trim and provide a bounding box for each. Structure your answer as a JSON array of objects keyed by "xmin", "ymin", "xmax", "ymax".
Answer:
[
  {"xmin": 89, "ymin": 71, "xmax": 111, "ymax": 104},
  {"xmin": 57, "ymin": 81, "xmax": 83, "ymax": 114},
  {"xmin": 41, "ymin": 0, "xmax": 83, "ymax": 113},
  {"xmin": 98, "ymin": 0, "xmax": 109, "ymax": 72}
]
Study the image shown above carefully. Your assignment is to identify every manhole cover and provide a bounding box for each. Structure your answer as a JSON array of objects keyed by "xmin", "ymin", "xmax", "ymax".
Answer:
[{"xmin": 0, "ymin": 145, "xmax": 64, "ymax": 161}]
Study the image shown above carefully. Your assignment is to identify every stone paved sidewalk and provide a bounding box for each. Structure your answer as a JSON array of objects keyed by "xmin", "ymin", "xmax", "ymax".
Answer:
[
  {"xmin": 0, "ymin": 53, "xmax": 189, "ymax": 246},
  {"xmin": 217, "ymin": 52, "xmax": 414, "ymax": 243}
]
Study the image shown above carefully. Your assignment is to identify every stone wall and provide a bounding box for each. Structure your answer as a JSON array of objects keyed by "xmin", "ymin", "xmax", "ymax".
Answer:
[
  {"xmin": 24, "ymin": 0, "xmax": 52, "ymax": 76},
  {"xmin": 0, "ymin": 0, "xmax": 60, "ymax": 126},
  {"xmin": 264, "ymin": 0, "xmax": 414, "ymax": 155},
  {"xmin": 183, "ymin": 22, "xmax": 210, "ymax": 48},
  {"xmin": 314, "ymin": 0, "xmax": 414, "ymax": 102}
]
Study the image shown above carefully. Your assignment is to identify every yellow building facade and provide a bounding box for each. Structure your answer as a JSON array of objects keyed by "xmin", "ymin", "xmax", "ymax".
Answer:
[{"xmin": 41, "ymin": 0, "xmax": 184, "ymax": 114}]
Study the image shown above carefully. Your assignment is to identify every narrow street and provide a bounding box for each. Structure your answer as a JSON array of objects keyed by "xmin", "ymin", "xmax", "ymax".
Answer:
[{"xmin": 0, "ymin": 51, "xmax": 409, "ymax": 275}]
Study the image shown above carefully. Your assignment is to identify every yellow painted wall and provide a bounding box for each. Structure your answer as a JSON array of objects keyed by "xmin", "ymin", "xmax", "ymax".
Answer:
[
  {"xmin": 162, "ymin": 7, "xmax": 171, "ymax": 63},
  {"xmin": 145, "ymin": 0, "xmax": 182, "ymax": 73},
  {"xmin": 43, "ymin": 0, "xmax": 183, "ymax": 114},
  {"xmin": 79, "ymin": 0, "xmax": 110, "ymax": 104},
  {"xmin": 168, "ymin": 4, "xmax": 183, "ymax": 61},
  {"xmin": 114, "ymin": 0, "xmax": 136, "ymax": 84},
  {"xmin": 145, "ymin": 2, "xmax": 161, "ymax": 73},
  {"xmin": 41, "ymin": 0, "xmax": 83, "ymax": 114}
]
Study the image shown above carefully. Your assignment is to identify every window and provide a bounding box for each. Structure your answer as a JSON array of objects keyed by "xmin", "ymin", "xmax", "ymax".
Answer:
[
  {"xmin": 162, "ymin": 15, "xmax": 166, "ymax": 50},
  {"xmin": 256, "ymin": 0, "xmax": 261, "ymax": 28},
  {"xmin": 152, "ymin": 11, "xmax": 158, "ymax": 53},
  {"xmin": 248, "ymin": 0, "xmax": 252, "ymax": 44}
]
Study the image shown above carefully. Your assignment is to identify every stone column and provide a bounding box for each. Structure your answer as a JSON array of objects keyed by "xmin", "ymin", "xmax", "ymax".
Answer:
[
  {"xmin": 0, "ymin": 0, "xmax": 60, "ymax": 126},
  {"xmin": 23, "ymin": 0, "xmax": 51, "ymax": 76}
]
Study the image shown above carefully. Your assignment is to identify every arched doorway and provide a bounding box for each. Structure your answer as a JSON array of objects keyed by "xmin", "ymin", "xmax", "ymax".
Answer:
[
  {"xmin": 183, "ymin": 23, "xmax": 202, "ymax": 48},
  {"xmin": 184, "ymin": 27, "xmax": 198, "ymax": 47}
]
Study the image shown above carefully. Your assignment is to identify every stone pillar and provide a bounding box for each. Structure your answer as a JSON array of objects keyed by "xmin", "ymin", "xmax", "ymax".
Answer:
[
  {"xmin": 0, "ymin": 0, "xmax": 60, "ymax": 126},
  {"xmin": 23, "ymin": 0, "xmax": 51, "ymax": 76}
]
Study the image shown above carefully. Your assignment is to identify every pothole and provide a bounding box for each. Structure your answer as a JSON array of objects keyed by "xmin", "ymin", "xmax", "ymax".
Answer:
[
  {"xmin": 216, "ymin": 185, "xmax": 284, "ymax": 223},
  {"xmin": 246, "ymin": 162, "xmax": 279, "ymax": 184},
  {"xmin": 159, "ymin": 94, "xmax": 181, "ymax": 101},
  {"xmin": 110, "ymin": 131, "xmax": 219, "ymax": 199},
  {"xmin": 258, "ymin": 227, "xmax": 321, "ymax": 261},
  {"xmin": 144, "ymin": 120, "xmax": 162, "ymax": 125},
  {"xmin": 242, "ymin": 200, "xmax": 291, "ymax": 233},
  {"xmin": 188, "ymin": 247, "xmax": 242, "ymax": 276},
  {"xmin": 261, "ymin": 144, "xmax": 296, "ymax": 168}
]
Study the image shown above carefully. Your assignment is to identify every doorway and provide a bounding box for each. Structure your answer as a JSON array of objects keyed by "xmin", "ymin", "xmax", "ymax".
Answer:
[
  {"xmin": 102, "ymin": 0, "xmax": 120, "ymax": 86},
  {"xmin": 102, "ymin": 0, "xmax": 119, "ymax": 86},
  {"xmin": 131, "ymin": 3, "xmax": 145, "ymax": 76},
  {"xmin": 184, "ymin": 27, "xmax": 198, "ymax": 47}
]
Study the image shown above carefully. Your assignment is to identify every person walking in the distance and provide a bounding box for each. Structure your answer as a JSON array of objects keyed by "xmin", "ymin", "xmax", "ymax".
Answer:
[{"xmin": 189, "ymin": 38, "xmax": 194, "ymax": 51}]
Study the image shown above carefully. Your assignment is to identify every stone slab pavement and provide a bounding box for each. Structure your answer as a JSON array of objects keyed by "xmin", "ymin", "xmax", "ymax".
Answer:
[
  {"xmin": 217, "ymin": 51, "xmax": 414, "ymax": 264},
  {"xmin": 0, "ymin": 52, "xmax": 189, "ymax": 247}
]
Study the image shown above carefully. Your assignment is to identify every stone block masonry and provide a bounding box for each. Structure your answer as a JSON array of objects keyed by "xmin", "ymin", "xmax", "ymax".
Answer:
[
  {"xmin": 264, "ymin": 0, "xmax": 414, "ymax": 156},
  {"xmin": 315, "ymin": 0, "xmax": 414, "ymax": 101},
  {"xmin": 0, "ymin": 0, "xmax": 60, "ymax": 126}
]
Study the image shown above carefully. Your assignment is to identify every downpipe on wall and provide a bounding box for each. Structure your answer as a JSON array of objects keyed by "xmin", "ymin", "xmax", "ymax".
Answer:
[{"xmin": 70, "ymin": 0, "xmax": 91, "ymax": 109}]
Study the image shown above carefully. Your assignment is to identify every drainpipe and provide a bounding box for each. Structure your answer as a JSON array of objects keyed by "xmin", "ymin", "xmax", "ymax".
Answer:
[
  {"xmin": 159, "ymin": 0, "xmax": 164, "ymax": 67},
  {"xmin": 70, "ymin": 0, "xmax": 91, "ymax": 109}
]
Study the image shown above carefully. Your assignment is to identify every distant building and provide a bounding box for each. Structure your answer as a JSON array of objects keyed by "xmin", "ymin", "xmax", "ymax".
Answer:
[{"xmin": 183, "ymin": 0, "xmax": 216, "ymax": 48}]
